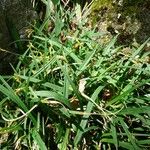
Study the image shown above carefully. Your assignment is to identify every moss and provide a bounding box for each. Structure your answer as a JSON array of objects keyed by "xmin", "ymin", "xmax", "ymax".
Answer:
[
  {"xmin": 92, "ymin": 0, "xmax": 112, "ymax": 11},
  {"xmin": 90, "ymin": 0, "xmax": 115, "ymax": 25},
  {"xmin": 90, "ymin": 0, "xmax": 150, "ymax": 45}
]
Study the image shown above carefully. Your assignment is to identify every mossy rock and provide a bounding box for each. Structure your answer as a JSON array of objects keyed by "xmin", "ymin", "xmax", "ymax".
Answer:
[
  {"xmin": 90, "ymin": 0, "xmax": 150, "ymax": 45},
  {"xmin": 92, "ymin": 0, "xmax": 113, "ymax": 11}
]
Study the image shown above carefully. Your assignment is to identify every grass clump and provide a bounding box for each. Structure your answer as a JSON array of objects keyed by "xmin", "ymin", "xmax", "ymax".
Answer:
[{"xmin": 0, "ymin": 1, "xmax": 150, "ymax": 149}]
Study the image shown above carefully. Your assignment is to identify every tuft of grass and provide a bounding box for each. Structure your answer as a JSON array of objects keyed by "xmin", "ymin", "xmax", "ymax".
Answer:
[{"xmin": 0, "ymin": 0, "xmax": 150, "ymax": 149}]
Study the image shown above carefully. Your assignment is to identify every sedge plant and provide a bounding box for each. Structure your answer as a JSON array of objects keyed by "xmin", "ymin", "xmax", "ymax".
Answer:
[{"xmin": 0, "ymin": 0, "xmax": 150, "ymax": 149}]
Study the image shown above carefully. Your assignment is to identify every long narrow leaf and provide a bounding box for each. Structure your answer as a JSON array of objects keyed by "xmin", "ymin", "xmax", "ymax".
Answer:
[
  {"xmin": 77, "ymin": 49, "xmax": 96, "ymax": 76},
  {"xmin": 34, "ymin": 91, "xmax": 71, "ymax": 108},
  {"xmin": 119, "ymin": 118, "xmax": 140, "ymax": 150},
  {"xmin": 74, "ymin": 85, "xmax": 104, "ymax": 146},
  {"xmin": 32, "ymin": 129, "xmax": 47, "ymax": 150},
  {"xmin": 111, "ymin": 123, "xmax": 118, "ymax": 150},
  {"xmin": 0, "ymin": 76, "xmax": 36, "ymax": 125}
]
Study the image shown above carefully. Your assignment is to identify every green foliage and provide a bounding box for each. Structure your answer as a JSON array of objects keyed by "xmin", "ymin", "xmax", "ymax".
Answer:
[{"xmin": 0, "ymin": 0, "xmax": 150, "ymax": 149}]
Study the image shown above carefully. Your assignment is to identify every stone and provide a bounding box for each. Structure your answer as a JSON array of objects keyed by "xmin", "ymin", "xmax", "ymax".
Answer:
[{"xmin": 0, "ymin": 0, "xmax": 36, "ymax": 74}]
